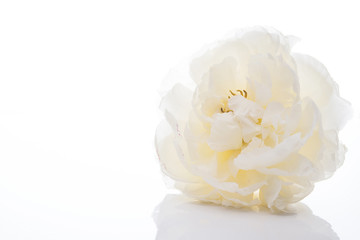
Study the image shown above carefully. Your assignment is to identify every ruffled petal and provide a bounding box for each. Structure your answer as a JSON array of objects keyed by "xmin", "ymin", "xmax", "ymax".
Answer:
[
  {"xmin": 207, "ymin": 113, "xmax": 243, "ymax": 152},
  {"xmin": 155, "ymin": 121, "xmax": 200, "ymax": 183},
  {"xmin": 257, "ymin": 153, "xmax": 316, "ymax": 178},
  {"xmin": 294, "ymin": 53, "xmax": 352, "ymax": 131},
  {"xmin": 201, "ymin": 170, "xmax": 267, "ymax": 196},
  {"xmin": 228, "ymin": 95, "xmax": 263, "ymax": 142},
  {"xmin": 247, "ymin": 54, "xmax": 299, "ymax": 107},
  {"xmin": 262, "ymin": 102, "xmax": 285, "ymax": 129},
  {"xmin": 240, "ymin": 26, "xmax": 292, "ymax": 56},
  {"xmin": 160, "ymin": 83, "xmax": 193, "ymax": 132},
  {"xmin": 274, "ymin": 177, "xmax": 314, "ymax": 208},
  {"xmin": 234, "ymin": 133, "xmax": 303, "ymax": 170},
  {"xmin": 259, "ymin": 177, "xmax": 282, "ymax": 208},
  {"xmin": 228, "ymin": 95, "xmax": 264, "ymax": 121},
  {"xmin": 190, "ymin": 39, "xmax": 250, "ymax": 86}
]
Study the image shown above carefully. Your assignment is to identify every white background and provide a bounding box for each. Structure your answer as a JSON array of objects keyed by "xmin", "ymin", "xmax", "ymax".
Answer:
[{"xmin": 0, "ymin": 0, "xmax": 359, "ymax": 239}]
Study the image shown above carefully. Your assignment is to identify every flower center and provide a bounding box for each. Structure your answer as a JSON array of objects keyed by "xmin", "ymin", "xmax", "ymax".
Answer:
[{"xmin": 220, "ymin": 89, "xmax": 247, "ymax": 113}]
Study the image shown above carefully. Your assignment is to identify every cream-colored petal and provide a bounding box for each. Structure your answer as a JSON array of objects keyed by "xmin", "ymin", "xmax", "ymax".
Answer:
[
  {"xmin": 320, "ymin": 130, "xmax": 346, "ymax": 178},
  {"xmin": 201, "ymin": 172, "xmax": 267, "ymax": 196},
  {"xmin": 262, "ymin": 102, "xmax": 285, "ymax": 129},
  {"xmin": 238, "ymin": 116, "xmax": 262, "ymax": 143},
  {"xmin": 155, "ymin": 121, "xmax": 200, "ymax": 183},
  {"xmin": 215, "ymin": 150, "xmax": 241, "ymax": 180},
  {"xmin": 190, "ymin": 39, "xmax": 250, "ymax": 86},
  {"xmin": 275, "ymin": 177, "xmax": 314, "ymax": 206},
  {"xmin": 257, "ymin": 153, "xmax": 316, "ymax": 178},
  {"xmin": 206, "ymin": 57, "xmax": 241, "ymax": 96},
  {"xmin": 207, "ymin": 113, "xmax": 243, "ymax": 152},
  {"xmin": 295, "ymin": 98, "xmax": 321, "ymax": 139},
  {"xmin": 246, "ymin": 55, "xmax": 272, "ymax": 106},
  {"xmin": 294, "ymin": 53, "xmax": 352, "ymax": 131},
  {"xmin": 234, "ymin": 133, "xmax": 303, "ymax": 170},
  {"xmin": 259, "ymin": 177, "xmax": 282, "ymax": 208},
  {"xmin": 228, "ymin": 95, "xmax": 263, "ymax": 142},
  {"xmin": 240, "ymin": 27, "xmax": 292, "ymax": 56},
  {"xmin": 191, "ymin": 57, "xmax": 242, "ymax": 122},
  {"xmin": 228, "ymin": 95, "xmax": 264, "ymax": 121},
  {"xmin": 219, "ymin": 191, "xmax": 260, "ymax": 207},
  {"xmin": 160, "ymin": 83, "xmax": 193, "ymax": 132},
  {"xmin": 247, "ymin": 54, "xmax": 299, "ymax": 107},
  {"xmin": 183, "ymin": 124, "xmax": 216, "ymax": 167},
  {"xmin": 283, "ymin": 102, "xmax": 302, "ymax": 138},
  {"xmin": 299, "ymin": 128, "xmax": 345, "ymax": 181}
]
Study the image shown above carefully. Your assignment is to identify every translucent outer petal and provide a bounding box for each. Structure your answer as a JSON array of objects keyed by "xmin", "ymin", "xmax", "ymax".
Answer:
[
  {"xmin": 247, "ymin": 54, "xmax": 299, "ymax": 107},
  {"xmin": 160, "ymin": 83, "xmax": 193, "ymax": 132},
  {"xmin": 190, "ymin": 40, "xmax": 250, "ymax": 85},
  {"xmin": 294, "ymin": 54, "xmax": 352, "ymax": 131},
  {"xmin": 155, "ymin": 121, "xmax": 200, "ymax": 183}
]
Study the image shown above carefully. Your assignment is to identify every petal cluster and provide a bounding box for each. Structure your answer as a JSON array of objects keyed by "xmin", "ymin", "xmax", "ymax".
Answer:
[{"xmin": 156, "ymin": 27, "xmax": 351, "ymax": 211}]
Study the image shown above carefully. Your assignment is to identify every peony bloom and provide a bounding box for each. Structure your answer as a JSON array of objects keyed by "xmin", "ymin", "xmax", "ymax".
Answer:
[{"xmin": 155, "ymin": 27, "xmax": 351, "ymax": 211}]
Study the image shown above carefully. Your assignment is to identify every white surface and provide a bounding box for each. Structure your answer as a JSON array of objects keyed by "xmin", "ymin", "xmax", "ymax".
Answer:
[
  {"xmin": 0, "ymin": 0, "xmax": 359, "ymax": 239},
  {"xmin": 155, "ymin": 195, "xmax": 339, "ymax": 240}
]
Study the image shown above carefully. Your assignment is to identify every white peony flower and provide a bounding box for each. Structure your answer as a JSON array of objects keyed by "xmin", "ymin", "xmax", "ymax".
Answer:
[{"xmin": 155, "ymin": 27, "xmax": 351, "ymax": 211}]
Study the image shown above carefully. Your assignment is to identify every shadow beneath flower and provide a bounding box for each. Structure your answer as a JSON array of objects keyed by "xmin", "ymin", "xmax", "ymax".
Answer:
[{"xmin": 153, "ymin": 194, "xmax": 339, "ymax": 240}]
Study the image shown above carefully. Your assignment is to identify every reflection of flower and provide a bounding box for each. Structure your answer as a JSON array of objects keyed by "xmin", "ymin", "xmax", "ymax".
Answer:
[
  {"xmin": 155, "ymin": 27, "xmax": 351, "ymax": 211},
  {"xmin": 154, "ymin": 195, "xmax": 339, "ymax": 240}
]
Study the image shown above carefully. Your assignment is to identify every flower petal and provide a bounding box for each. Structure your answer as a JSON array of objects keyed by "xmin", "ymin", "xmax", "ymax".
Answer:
[
  {"xmin": 257, "ymin": 153, "xmax": 316, "ymax": 178},
  {"xmin": 275, "ymin": 177, "xmax": 314, "ymax": 207},
  {"xmin": 155, "ymin": 121, "xmax": 200, "ymax": 183},
  {"xmin": 234, "ymin": 133, "xmax": 303, "ymax": 170},
  {"xmin": 160, "ymin": 83, "xmax": 193, "ymax": 132},
  {"xmin": 190, "ymin": 39, "xmax": 250, "ymax": 85},
  {"xmin": 294, "ymin": 53, "xmax": 352, "ymax": 131},
  {"xmin": 247, "ymin": 54, "xmax": 299, "ymax": 107},
  {"xmin": 207, "ymin": 113, "xmax": 243, "ymax": 152},
  {"xmin": 261, "ymin": 102, "xmax": 285, "ymax": 129},
  {"xmin": 201, "ymin": 170, "xmax": 267, "ymax": 196},
  {"xmin": 259, "ymin": 177, "xmax": 282, "ymax": 208},
  {"xmin": 228, "ymin": 95, "xmax": 263, "ymax": 142},
  {"xmin": 228, "ymin": 95, "xmax": 264, "ymax": 121}
]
